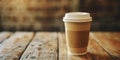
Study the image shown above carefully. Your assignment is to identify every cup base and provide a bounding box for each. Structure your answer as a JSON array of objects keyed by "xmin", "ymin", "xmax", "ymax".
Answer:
[
  {"xmin": 68, "ymin": 47, "xmax": 87, "ymax": 55},
  {"xmin": 68, "ymin": 51, "xmax": 87, "ymax": 55}
]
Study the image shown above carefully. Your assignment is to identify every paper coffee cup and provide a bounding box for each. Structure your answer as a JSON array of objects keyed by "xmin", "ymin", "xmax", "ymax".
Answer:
[{"xmin": 63, "ymin": 12, "xmax": 92, "ymax": 55}]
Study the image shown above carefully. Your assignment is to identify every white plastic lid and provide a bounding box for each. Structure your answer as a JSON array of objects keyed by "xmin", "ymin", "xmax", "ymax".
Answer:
[{"xmin": 63, "ymin": 12, "xmax": 92, "ymax": 22}]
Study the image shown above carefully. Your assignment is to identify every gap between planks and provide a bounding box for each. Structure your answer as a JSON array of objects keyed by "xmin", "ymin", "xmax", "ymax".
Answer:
[
  {"xmin": 19, "ymin": 32, "xmax": 35, "ymax": 59},
  {"xmin": 0, "ymin": 32, "xmax": 34, "ymax": 60},
  {"xmin": 20, "ymin": 32, "xmax": 58, "ymax": 60},
  {"xmin": 0, "ymin": 32, "xmax": 13, "ymax": 44}
]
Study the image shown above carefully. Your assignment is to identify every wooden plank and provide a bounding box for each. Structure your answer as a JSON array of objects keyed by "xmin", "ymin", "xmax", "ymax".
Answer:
[
  {"xmin": 91, "ymin": 32, "xmax": 120, "ymax": 59},
  {"xmin": 59, "ymin": 33, "xmax": 113, "ymax": 60},
  {"xmin": 0, "ymin": 32, "xmax": 12, "ymax": 43},
  {"xmin": 20, "ymin": 32, "xmax": 58, "ymax": 60},
  {"xmin": 0, "ymin": 32, "xmax": 34, "ymax": 60}
]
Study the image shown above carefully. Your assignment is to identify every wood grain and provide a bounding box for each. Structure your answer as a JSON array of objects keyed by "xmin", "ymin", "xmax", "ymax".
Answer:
[
  {"xmin": 59, "ymin": 33, "xmax": 113, "ymax": 60},
  {"xmin": 0, "ymin": 32, "xmax": 12, "ymax": 43},
  {"xmin": 20, "ymin": 32, "xmax": 58, "ymax": 60},
  {"xmin": 0, "ymin": 32, "xmax": 119, "ymax": 60},
  {"xmin": 91, "ymin": 32, "xmax": 120, "ymax": 60},
  {"xmin": 0, "ymin": 32, "xmax": 34, "ymax": 60}
]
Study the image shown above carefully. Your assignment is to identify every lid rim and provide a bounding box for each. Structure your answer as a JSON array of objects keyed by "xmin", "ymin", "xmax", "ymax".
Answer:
[
  {"xmin": 63, "ymin": 18, "xmax": 92, "ymax": 20},
  {"xmin": 63, "ymin": 20, "xmax": 92, "ymax": 22}
]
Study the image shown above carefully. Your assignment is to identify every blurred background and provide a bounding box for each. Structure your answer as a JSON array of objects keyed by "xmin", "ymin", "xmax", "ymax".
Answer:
[{"xmin": 0, "ymin": 0, "xmax": 120, "ymax": 31}]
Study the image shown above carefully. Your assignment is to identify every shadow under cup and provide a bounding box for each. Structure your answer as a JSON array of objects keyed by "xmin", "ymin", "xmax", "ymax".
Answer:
[{"xmin": 65, "ymin": 22, "xmax": 91, "ymax": 55}]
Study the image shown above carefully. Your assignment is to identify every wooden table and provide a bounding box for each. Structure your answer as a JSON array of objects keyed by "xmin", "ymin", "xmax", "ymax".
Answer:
[{"xmin": 0, "ymin": 32, "xmax": 120, "ymax": 60}]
